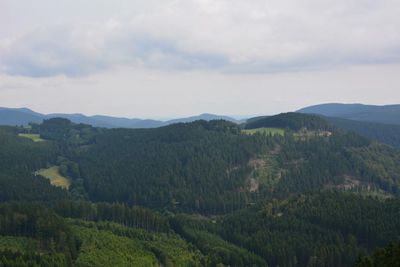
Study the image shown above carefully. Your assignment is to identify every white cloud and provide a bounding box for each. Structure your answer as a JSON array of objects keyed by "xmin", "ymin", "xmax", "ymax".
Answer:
[
  {"xmin": 1, "ymin": 0, "xmax": 400, "ymax": 77},
  {"xmin": 1, "ymin": 64, "xmax": 400, "ymax": 118}
]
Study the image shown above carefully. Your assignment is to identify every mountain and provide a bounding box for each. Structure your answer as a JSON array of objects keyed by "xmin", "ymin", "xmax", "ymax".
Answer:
[
  {"xmin": 0, "ymin": 107, "xmax": 241, "ymax": 128},
  {"xmin": 0, "ymin": 107, "xmax": 44, "ymax": 126},
  {"xmin": 298, "ymin": 103, "xmax": 400, "ymax": 125}
]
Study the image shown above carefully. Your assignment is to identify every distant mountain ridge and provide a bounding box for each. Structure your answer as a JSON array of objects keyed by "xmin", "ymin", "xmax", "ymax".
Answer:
[
  {"xmin": 298, "ymin": 103, "xmax": 400, "ymax": 125},
  {"xmin": 0, "ymin": 107, "xmax": 44, "ymax": 126},
  {"xmin": 0, "ymin": 107, "xmax": 242, "ymax": 128}
]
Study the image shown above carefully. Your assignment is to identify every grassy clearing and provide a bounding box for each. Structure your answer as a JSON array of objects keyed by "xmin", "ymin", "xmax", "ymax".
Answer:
[
  {"xmin": 242, "ymin": 127, "xmax": 285, "ymax": 136},
  {"xmin": 18, "ymin": 133, "xmax": 45, "ymax": 142},
  {"xmin": 37, "ymin": 166, "xmax": 71, "ymax": 189}
]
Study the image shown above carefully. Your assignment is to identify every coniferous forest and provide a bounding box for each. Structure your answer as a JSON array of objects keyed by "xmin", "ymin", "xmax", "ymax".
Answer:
[{"xmin": 0, "ymin": 114, "xmax": 400, "ymax": 266}]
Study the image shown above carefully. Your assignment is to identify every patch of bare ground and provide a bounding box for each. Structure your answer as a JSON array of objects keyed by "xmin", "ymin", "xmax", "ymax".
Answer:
[
  {"xmin": 339, "ymin": 175, "xmax": 361, "ymax": 190},
  {"xmin": 248, "ymin": 158, "xmax": 265, "ymax": 169},
  {"xmin": 326, "ymin": 175, "xmax": 393, "ymax": 198},
  {"xmin": 245, "ymin": 149, "xmax": 283, "ymax": 192},
  {"xmin": 271, "ymin": 144, "xmax": 281, "ymax": 155},
  {"xmin": 248, "ymin": 178, "xmax": 259, "ymax": 192}
]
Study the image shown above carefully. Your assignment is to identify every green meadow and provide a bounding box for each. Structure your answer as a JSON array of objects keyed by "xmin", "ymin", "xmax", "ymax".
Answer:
[
  {"xmin": 37, "ymin": 166, "xmax": 71, "ymax": 189},
  {"xmin": 18, "ymin": 133, "xmax": 45, "ymax": 142}
]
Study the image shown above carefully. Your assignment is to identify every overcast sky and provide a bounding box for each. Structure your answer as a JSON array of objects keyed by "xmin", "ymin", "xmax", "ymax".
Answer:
[{"xmin": 1, "ymin": 0, "xmax": 400, "ymax": 118}]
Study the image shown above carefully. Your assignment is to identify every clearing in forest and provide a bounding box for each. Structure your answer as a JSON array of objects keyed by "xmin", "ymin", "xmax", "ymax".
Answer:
[
  {"xmin": 18, "ymin": 133, "xmax": 45, "ymax": 142},
  {"xmin": 242, "ymin": 127, "xmax": 285, "ymax": 136},
  {"xmin": 37, "ymin": 166, "xmax": 71, "ymax": 189},
  {"xmin": 247, "ymin": 152, "xmax": 282, "ymax": 192}
]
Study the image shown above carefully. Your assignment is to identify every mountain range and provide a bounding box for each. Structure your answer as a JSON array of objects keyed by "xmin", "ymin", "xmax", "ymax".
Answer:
[
  {"xmin": 3, "ymin": 103, "xmax": 400, "ymax": 129},
  {"xmin": 0, "ymin": 107, "xmax": 242, "ymax": 128}
]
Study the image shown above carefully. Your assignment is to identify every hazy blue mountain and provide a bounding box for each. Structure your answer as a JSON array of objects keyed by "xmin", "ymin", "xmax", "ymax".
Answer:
[
  {"xmin": 166, "ymin": 113, "xmax": 242, "ymax": 125},
  {"xmin": 0, "ymin": 107, "xmax": 44, "ymax": 126},
  {"xmin": 90, "ymin": 115, "xmax": 163, "ymax": 128},
  {"xmin": 0, "ymin": 107, "xmax": 241, "ymax": 128},
  {"xmin": 46, "ymin": 113, "xmax": 116, "ymax": 128},
  {"xmin": 298, "ymin": 103, "xmax": 400, "ymax": 125}
]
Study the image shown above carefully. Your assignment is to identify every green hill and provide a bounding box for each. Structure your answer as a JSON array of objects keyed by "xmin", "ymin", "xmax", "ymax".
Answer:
[{"xmin": 244, "ymin": 112, "xmax": 334, "ymax": 131}]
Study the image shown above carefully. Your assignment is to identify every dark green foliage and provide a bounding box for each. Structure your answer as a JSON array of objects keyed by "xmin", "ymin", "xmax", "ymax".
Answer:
[
  {"xmin": 170, "ymin": 214, "xmax": 267, "ymax": 267},
  {"xmin": 0, "ymin": 127, "xmax": 68, "ymax": 202},
  {"xmin": 53, "ymin": 201, "xmax": 170, "ymax": 232},
  {"xmin": 2, "ymin": 115, "xmax": 400, "ymax": 266},
  {"xmin": 72, "ymin": 224, "xmax": 159, "ymax": 267},
  {"xmin": 0, "ymin": 249, "xmax": 68, "ymax": 267},
  {"xmin": 245, "ymin": 112, "xmax": 334, "ymax": 131},
  {"xmin": 271, "ymin": 132, "xmax": 375, "ymax": 195},
  {"xmin": 0, "ymin": 127, "xmax": 57, "ymax": 173},
  {"xmin": 31, "ymin": 118, "xmax": 100, "ymax": 145},
  {"xmin": 219, "ymin": 193, "xmax": 400, "ymax": 267},
  {"xmin": 355, "ymin": 242, "xmax": 400, "ymax": 267},
  {"xmin": 0, "ymin": 203, "xmax": 78, "ymax": 265},
  {"xmin": 70, "ymin": 220, "xmax": 203, "ymax": 267},
  {"xmin": 55, "ymin": 157, "xmax": 87, "ymax": 199},
  {"xmin": 348, "ymin": 144, "xmax": 400, "ymax": 195},
  {"xmin": 327, "ymin": 117, "xmax": 400, "ymax": 148},
  {"xmin": 77, "ymin": 120, "xmax": 272, "ymax": 213}
]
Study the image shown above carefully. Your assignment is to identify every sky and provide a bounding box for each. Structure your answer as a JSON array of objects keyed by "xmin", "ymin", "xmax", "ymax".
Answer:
[{"xmin": 1, "ymin": 0, "xmax": 400, "ymax": 118}]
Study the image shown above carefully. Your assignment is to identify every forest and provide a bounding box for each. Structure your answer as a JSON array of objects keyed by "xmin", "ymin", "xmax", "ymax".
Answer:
[{"xmin": 0, "ymin": 114, "xmax": 399, "ymax": 266}]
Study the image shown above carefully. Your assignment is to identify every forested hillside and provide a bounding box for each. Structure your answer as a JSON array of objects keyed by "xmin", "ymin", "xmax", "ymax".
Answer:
[
  {"xmin": 244, "ymin": 112, "xmax": 333, "ymax": 131},
  {"xmin": 1, "ymin": 114, "xmax": 400, "ymax": 266},
  {"xmin": 0, "ymin": 126, "xmax": 68, "ymax": 201},
  {"xmin": 76, "ymin": 120, "xmax": 272, "ymax": 213},
  {"xmin": 326, "ymin": 116, "xmax": 400, "ymax": 148}
]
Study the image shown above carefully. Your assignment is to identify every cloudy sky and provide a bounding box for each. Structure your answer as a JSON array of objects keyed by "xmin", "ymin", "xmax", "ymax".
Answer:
[{"xmin": 1, "ymin": 0, "xmax": 400, "ymax": 118}]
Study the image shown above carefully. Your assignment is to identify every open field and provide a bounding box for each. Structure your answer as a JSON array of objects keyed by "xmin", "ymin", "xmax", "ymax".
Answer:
[
  {"xmin": 242, "ymin": 127, "xmax": 285, "ymax": 136},
  {"xmin": 37, "ymin": 166, "xmax": 71, "ymax": 189},
  {"xmin": 18, "ymin": 133, "xmax": 45, "ymax": 142}
]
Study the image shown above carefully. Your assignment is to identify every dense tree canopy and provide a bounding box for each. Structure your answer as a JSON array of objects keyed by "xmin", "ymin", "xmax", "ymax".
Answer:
[
  {"xmin": 1, "ymin": 115, "xmax": 400, "ymax": 266},
  {"xmin": 245, "ymin": 112, "xmax": 334, "ymax": 131}
]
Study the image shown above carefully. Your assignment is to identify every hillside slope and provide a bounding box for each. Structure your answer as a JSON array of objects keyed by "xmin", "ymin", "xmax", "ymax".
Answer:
[{"xmin": 326, "ymin": 117, "xmax": 400, "ymax": 148}]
